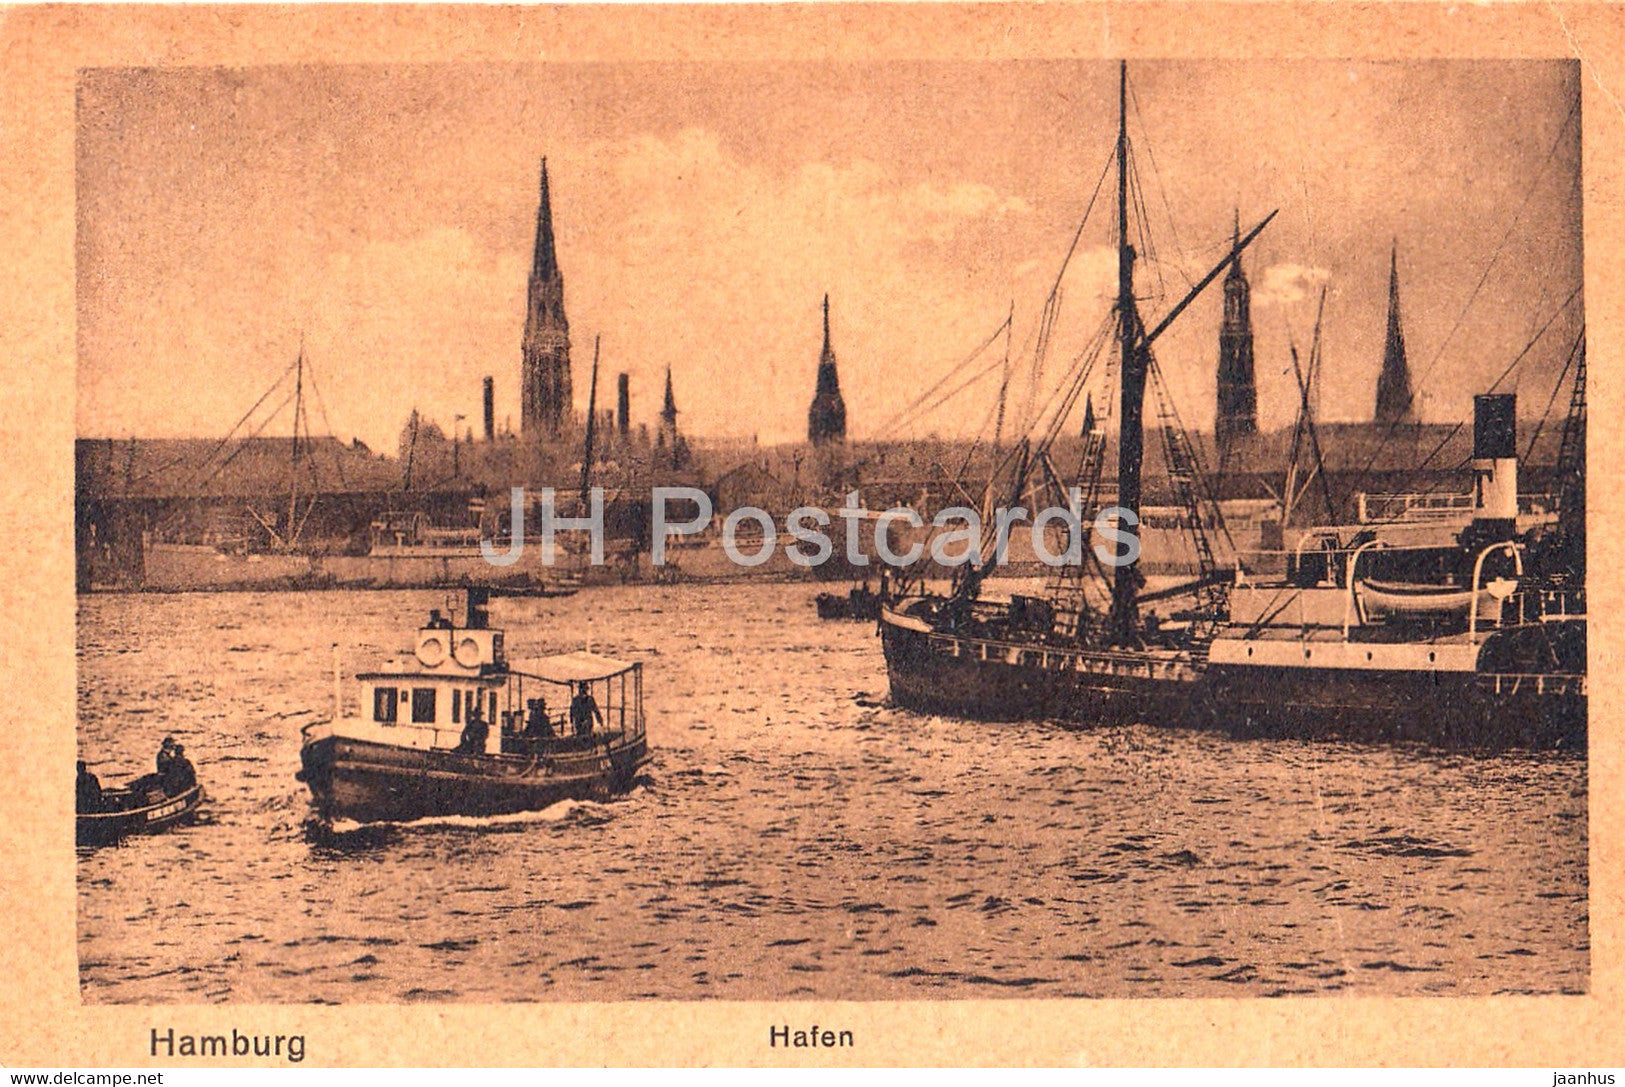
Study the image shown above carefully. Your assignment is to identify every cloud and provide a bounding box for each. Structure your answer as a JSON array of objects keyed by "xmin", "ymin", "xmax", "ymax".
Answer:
[
  {"xmin": 1253, "ymin": 262, "xmax": 1333, "ymax": 307},
  {"xmin": 552, "ymin": 127, "xmax": 1040, "ymax": 443}
]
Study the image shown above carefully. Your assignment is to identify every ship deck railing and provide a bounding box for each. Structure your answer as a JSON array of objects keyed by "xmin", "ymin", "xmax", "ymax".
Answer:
[
  {"xmin": 1502, "ymin": 587, "xmax": 1586, "ymax": 624},
  {"xmin": 924, "ymin": 629, "xmax": 1197, "ymax": 681},
  {"xmin": 1477, "ymin": 672, "xmax": 1586, "ymax": 697}
]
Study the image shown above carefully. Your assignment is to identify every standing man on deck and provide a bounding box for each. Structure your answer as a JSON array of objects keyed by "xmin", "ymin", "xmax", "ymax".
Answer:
[
  {"xmin": 570, "ymin": 683, "xmax": 603, "ymax": 737},
  {"xmin": 457, "ymin": 702, "xmax": 490, "ymax": 754}
]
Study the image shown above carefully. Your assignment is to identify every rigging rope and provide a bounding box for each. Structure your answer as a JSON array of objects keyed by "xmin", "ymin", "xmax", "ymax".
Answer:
[
  {"xmin": 865, "ymin": 312, "xmax": 1012, "ymax": 440},
  {"xmin": 1017, "ymin": 148, "xmax": 1116, "ymax": 438}
]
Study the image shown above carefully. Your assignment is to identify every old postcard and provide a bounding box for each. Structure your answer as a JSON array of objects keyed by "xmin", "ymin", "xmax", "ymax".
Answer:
[{"xmin": 3, "ymin": 0, "xmax": 1622, "ymax": 1068}]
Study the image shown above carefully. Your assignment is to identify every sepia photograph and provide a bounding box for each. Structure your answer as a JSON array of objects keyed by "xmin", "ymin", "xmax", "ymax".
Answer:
[{"xmin": 72, "ymin": 53, "xmax": 1588, "ymax": 1007}]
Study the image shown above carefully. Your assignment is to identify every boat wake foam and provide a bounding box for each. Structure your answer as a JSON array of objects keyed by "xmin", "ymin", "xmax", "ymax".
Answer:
[{"xmin": 326, "ymin": 795, "xmax": 626, "ymax": 836}]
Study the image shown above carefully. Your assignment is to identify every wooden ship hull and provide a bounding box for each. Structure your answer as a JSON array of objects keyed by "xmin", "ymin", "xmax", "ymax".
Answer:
[
  {"xmin": 880, "ymin": 607, "xmax": 1206, "ymax": 726},
  {"xmin": 76, "ymin": 781, "xmax": 205, "ymax": 848},
  {"xmin": 298, "ymin": 728, "xmax": 648, "ymax": 824}
]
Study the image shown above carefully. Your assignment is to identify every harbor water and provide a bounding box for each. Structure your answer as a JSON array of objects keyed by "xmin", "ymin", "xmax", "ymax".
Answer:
[{"xmin": 77, "ymin": 584, "xmax": 1588, "ymax": 1002}]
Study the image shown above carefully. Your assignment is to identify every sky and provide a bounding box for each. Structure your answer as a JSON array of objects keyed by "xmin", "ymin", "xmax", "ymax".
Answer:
[{"xmin": 76, "ymin": 60, "xmax": 1583, "ymax": 450}]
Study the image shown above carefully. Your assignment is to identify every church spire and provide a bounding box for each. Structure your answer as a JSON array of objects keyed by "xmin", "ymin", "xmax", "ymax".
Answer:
[
  {"xmin": 521, "ymin": 156, "xmax": 572, "ymax": 437},
  {"xmin": 532, "ymin": 157, "xmax": 558, "ymax": 281},
  {"xmin": 656, "ymin": 365, "xmax": 687, "ymax": 467},
  {"xmin": 1375, "ymin": 241, "xmax": 1417, "ymax": 425},
  {"xmin": 808, "ymin": 294, "xmax": 848, "ymax": 444},
  {"xmin": 1215, "ymin": 207, "xmax": 1258, "ymax": 449}
]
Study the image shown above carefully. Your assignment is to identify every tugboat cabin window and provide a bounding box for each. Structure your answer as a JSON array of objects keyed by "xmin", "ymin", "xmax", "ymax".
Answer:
[
  {"xmin": 374, "ymin": 686, "xmax": 398, "ymax": 724},
  {"xmin": 452, "ymin": 690, "xmax": 461, "ymax": 724},
  {"xmin": 411, "ymin": 688, "xmax": 437, "ymax": 724}
]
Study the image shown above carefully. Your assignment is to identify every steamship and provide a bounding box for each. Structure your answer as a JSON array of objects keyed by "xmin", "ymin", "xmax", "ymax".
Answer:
[
  {"xmin": 298, "ymin": 588, "xmax": 649, "ymax": 823},
  {"xmin": 878, "ymin": 62, "xmax": 1585, "ymax": 748}
]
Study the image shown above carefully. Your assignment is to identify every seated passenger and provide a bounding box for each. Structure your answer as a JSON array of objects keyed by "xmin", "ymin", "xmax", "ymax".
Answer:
[
  {"xmin": 456, "ymin": 704, "xmax": 489, "ymax": 754},
  {"xmin": 161, "ymin": 745, "xmax": 197, "ymax": 796},
  {"xmin": 524, "ymin": 697, "xmax": 553, "ymax": 740},
  {"xmin": 156, "ymin": 736, "xmax": 178, "ymax": 776},
  {"xmin": 76, "ymin": 761, "xmax": 103, "ymax": 814}
]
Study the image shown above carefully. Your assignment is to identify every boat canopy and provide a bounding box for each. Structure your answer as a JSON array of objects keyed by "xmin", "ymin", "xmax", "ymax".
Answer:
[{"xmin": 509, "ymin": 650, "xmax": 638, "ymax": 684}]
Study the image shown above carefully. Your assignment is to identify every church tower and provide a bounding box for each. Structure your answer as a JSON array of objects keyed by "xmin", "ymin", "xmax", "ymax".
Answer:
[
  {"xmin": 521, "ymin": 157, "xmax": 572, "ymax": 437},
  {"xmin": 655, "ymin": 366, "xmax": 690, "ymax": 468},
  {"xmin": 1375, "ymin": 242, "xmax": 1418, "ymax": 425},
  {"xmin": 1215, "ymin": 213, "xmax": 1258, "ymax": 449},
  {"xmin": 659, "ymin": 366, "xmax": 680, "ymax": 449},
  {"xmin": 807, "ymin": 295, "xmax": 848, "ymax": 445}
]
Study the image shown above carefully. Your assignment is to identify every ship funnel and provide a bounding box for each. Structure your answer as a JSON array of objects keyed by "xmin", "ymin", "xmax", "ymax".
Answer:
[
  {"xmin": 465, "ymin": 586, "xmax": 491, "ymax": 630},
  {"xmin": 1471, "ymin": 393, "xmax": 1517, "ymax": 539}
]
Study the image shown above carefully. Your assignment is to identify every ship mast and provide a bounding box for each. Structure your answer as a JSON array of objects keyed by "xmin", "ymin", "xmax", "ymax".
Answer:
[
  {"xmin": 579, "ymin": 335, "xmax": 600, "ymax": 506},
  {"xmin": 288, "ymin": 343, "xmax": 304, "ymax": 546},
  {"xmin": 1109, "ymin": 61, "xmax": 1147, "ymax": 645}
]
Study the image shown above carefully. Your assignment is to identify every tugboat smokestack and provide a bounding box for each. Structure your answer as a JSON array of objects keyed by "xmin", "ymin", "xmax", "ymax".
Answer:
[{"xmin": 1472, "ymin": 392, "xmax": 1518, "ymax": 540}]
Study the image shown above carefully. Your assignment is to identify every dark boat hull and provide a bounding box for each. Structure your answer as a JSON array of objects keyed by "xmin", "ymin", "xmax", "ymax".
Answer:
[
  {"xmin": 880, "ymin": 609, "xmax": 1585, "ymax": 749},
  {"xmin": 1206, "ymin": 663, "xmax": 1585, "ymax": 748},
  {"xmin": 299, "ymin": 732, "xmax": 649, "ymax": 824},
  {"xmin": 880, "ymin": 609, "xmax": 1206, "ymax": 726},
  {"xmin": 815, "ymin": 590, "xmax": 882, "ymax": 621},
  {"xmin": 76, "ymin": 782, "xmax": 205, "ymax": 847}
]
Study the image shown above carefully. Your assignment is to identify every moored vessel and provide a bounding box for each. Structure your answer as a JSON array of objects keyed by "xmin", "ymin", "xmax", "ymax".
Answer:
[{"xmin": 878, "ymin": 62, "xmax": 1585, "ymax": 749}]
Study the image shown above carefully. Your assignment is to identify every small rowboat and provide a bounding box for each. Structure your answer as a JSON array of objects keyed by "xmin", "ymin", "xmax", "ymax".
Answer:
[
  {"xmin": 815, "ymin": 585, "xmax": 883, "ymax": 621},
  {"xmin": 77, "ymin": 775, "xmax": 206, "ymax": 848}
]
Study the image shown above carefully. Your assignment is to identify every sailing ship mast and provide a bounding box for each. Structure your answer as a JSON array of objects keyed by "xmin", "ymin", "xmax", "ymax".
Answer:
[
  {"xmin": 287, "ymin": 344, "xmax": 304, "ymax": 545},
  {"xmin": 1109, "ymin": 62, "xmax": 1147, "ymax": 645},
  {"xmin": 579, "ymin": 335, "xmax": 600, "ymax": 506},
  {"xmin": 937, "ymin": 62, "xmax": 1275, "ymax": 635}
]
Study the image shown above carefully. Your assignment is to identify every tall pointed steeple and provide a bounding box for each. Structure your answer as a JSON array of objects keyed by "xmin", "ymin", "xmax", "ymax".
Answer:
[
  {"xmin": 808, "ymin": 294, "xmax": 848, "ymax": 444},
  {"xmin": 661, "ymin": 366, "xmax": 679, "ymax": 428},
  {"xmin": 1215, "ymin": 209, "xmax": 1258, "ymax": 450},
  {"xmin": 1375, "ymin": 242, "xmax": 1417, "ymax": 425},
  {"xmin": 521, "ymin": 156, "xmax": 573, "ymax": 437},
  {"xmin": 656, "ymin": 366, "xmax": 688, "ymax": 467}
]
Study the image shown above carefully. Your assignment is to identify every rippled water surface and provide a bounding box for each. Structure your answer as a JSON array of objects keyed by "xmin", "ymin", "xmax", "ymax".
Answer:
[{"xmin": 77, "ymin": 584, "xmax": 1588, "ymax": 1002}]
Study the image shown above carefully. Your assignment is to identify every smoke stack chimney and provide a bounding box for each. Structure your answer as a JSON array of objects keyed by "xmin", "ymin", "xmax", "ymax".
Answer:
[
  {"xmin": 617, "ymin": 372, "xmax": 630, "ymax": 437},
  {"xmin": 482, "ymin": 376, "xmax": 495, "ymax": 442},
  {"xmin": 1471, "ymin": 393, "xmax": 1518, "ymax": 540}
]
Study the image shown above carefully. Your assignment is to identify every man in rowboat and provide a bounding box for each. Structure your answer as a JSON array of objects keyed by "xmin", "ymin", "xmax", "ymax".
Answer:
[
  {"xmin": 156, "ymin": 736, "xmax": 178, "ymax": 776},
  {"xmin": 76, "ymin": 761, "xmax": 103, "ymax": 814},
  {"xmin": 161, "ymin": 745, "xmax": 197, "ymax": 797}
]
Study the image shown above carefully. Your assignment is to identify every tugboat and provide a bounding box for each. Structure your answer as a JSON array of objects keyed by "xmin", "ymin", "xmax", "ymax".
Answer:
[
  {"xmin": 298, "ymin": 588, "xmax": 649, "ymax": 823},
  {"xmin": 878, "ymin": 61, "xmax": 1585, "ymax": 748}
]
